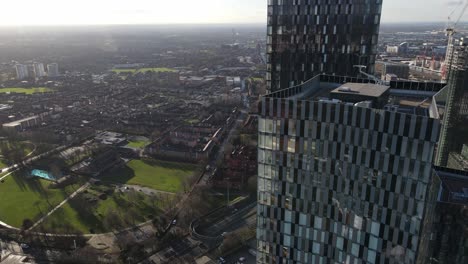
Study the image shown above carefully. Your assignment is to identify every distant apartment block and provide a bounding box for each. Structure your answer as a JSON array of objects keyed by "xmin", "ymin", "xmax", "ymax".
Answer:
[
  {"xmin": 15, "ymin": 64, "xmax": 28, "ymax": 80},
  {"xmin": 47, "ymin": 63, "xmax": 60, "ymax": 77},
  {"xmin": 33, "ymin": 62, "xmax": 46, "ymax": 78}
]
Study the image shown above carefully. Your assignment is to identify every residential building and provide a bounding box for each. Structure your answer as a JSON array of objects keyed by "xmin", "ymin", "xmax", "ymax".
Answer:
[
  {"xmin": 27, "ymin": 65, "xmax": 36, "ymax": 79},
  {"xmin": 376, "ymin": 61, "xmax": 410, "ymax": 80},
  {"xmin": 257, "ymin": 74, "xmax": 447, "ymax": 264},
  {"xmin": 33, "ymin": 62, "xmax": 46, "ymax": 78},
  {"xmin": 3, "ymin": 113, "xmax": 49, "ymax": 131},
  {"xmin": 47, "ymin": 63, "xmax": 60, "ymax": 77},
  {"xmin": 266, "ymin": 0, "xmax": 383, "ymax": 93},
  {"xmin": 15, "ymin": 64, "xmax": 28, "ymax": 80}
]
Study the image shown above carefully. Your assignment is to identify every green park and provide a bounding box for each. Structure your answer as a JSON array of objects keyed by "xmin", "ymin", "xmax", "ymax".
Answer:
[
  {"xmin": 125, "ymin": 138, "xmax": 150, "ymax": 149},
  {"xmin": 0, "ymin": 87, "xmax": 54, "ymax": 94},
  {"xmin": 102, "ymin": 159, "xmax": 198, "ymax": 193},
  {"xmin": 0, "ymin": 155, "xmax": 198, "ymax": 234}
]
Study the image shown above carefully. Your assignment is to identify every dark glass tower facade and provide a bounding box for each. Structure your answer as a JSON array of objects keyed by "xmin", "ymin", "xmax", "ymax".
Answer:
[
  {"xmin": 266, "ymin": 0, "xmax": 383, "ymax": 93},
  {"xmin": 436, "ymin": 41, "xmax": 468, "ymax": 168},
  {"xmin": 257, "ymin": 75, "xmax": 445, "ymax": 264}
]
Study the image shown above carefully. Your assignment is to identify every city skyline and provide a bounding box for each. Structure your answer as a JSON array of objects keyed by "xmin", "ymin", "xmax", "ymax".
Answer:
[{"xmin": 0, "ymin": 0, "xmax": 467, "ymax": 26}]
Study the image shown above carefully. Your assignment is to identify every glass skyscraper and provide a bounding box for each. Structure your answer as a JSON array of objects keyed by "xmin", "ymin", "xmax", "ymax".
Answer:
[
  {"xmin": 266, "ymin": 0, "xmax": 383, "ymax": 93},
  {"xmin": 436, "ymin": 40, "xmax": 468, "ymax": 168},
  {"xmin": 256, "ymin": 75, "xmax": 447, "ymax": 264}
]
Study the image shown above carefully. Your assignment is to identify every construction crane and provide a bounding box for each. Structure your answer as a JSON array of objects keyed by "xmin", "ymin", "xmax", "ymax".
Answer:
[{"xmin": 443, "ymin": 0, "xmax": 468, "ymax": 80}]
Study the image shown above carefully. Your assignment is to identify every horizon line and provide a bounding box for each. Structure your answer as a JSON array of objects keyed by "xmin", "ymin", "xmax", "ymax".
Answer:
[{"xmin": 0, "ymin": 21, "xmax": 464, "ymax": 28}]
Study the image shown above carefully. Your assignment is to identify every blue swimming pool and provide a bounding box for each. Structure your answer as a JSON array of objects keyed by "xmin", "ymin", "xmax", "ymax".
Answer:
[{"xmin": 31, "ymin": 169, "xmax": 55, "ymax": 181}]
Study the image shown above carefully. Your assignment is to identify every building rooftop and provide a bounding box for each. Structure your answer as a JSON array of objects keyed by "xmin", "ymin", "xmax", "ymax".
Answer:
[
  {"xmin": 3, "ymin": 115, "xmax": 40, "ymax": 127},
  {"xmin": 331, "ymin": 83, "xmax": 390, "ymax": 98},
  {"xmin": 263, "ymin": 74, "xmax": 447, "ymax": 118}
]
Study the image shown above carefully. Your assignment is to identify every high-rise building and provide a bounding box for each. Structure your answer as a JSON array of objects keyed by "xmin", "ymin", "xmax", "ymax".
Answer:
[
  {"xmin": 436, "ymin": 39, "xmax": 468, "ymax": 167},
  {"xmin": 256, "ymin": 74, "xmax": 448, "ymax": 264},
  {"xmin": 33, "ymin": 62, "xmax": 46, "ymax": 78},
  {"xmin": 266, "ymin": 0, "xmax": 383, "ymax": 93},
  {"xmin": 15, "ymin": 64, "xmax": 28, "ymax": 80},
  {"xmin": 418, "ymin": 167, "xmax": 468, "ymax": 264},
  {"xmin": 26, "ymin": 65, "xmax": 36, "ymax": 79},
  {"xmin": 47, "ymin": 63, "xmax": 59, "ymax": 77}
]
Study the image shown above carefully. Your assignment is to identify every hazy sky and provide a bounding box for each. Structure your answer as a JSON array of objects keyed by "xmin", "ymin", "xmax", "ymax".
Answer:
[{"xmin": 0, "ymin": 0, "xmax": 466, "ymax": 26}]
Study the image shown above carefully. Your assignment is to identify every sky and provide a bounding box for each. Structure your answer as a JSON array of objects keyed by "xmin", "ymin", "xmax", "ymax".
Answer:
[{"xmin": 0, "ymin": 0, "xmax": 466, "ymax": 26}]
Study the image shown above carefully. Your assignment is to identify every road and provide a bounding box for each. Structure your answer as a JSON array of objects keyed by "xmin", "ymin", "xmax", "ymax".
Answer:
[
  {"xmin": 199, "ymin": 109, "xmax": 248, "ymax": 186},
  {"xmin": 119, "ymin": 184, "xmax": 175, "ymax": 196},
  {"xmin": 223, "ymin": 246, "xmax": 257, "ymax": 264},
  {"xmin": 196, "ymin": 203, "xmax": 257, "ymax": 237}
]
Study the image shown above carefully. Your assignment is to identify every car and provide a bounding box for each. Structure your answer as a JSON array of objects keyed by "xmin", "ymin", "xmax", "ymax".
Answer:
[
  {"xmin": 239, "ymin": 257, "xmax": 246, "ymax": 262},
  {"xmin": 221, "ymin": 232, "xmax": 228, "ymax": 237},
  {"xmin": 124, "ymin": 187, "xmax": 130, "ymax": 190},
  {"xmin": 172, "ymin": 219, "xmax": 177, "ymax": 225},
  {"xmin": 20, "ymin": 243, "xmax": 29, "ymax": 249},
  {"xmin": 218, "ymin": 257, "xmax": 226, "ymax": 264}
]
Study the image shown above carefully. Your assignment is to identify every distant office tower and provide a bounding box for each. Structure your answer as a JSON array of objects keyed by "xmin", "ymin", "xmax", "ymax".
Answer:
[
  {"xmin": 266, "ymin": 0, "xmax": 383, "ymax": 92},
  {"xmin": 15, "ymin": 64, "xmax": 28, "ymax": 80},
  {"xmin": 47, "ymin": 63, "xmax": 59, "ymax": 77},
  {"xmin": 257, "ymin": 74, "xmax": 449, "ymax": 264},
  {"xmin": 33, "ymin": 62, "xmax": 46, "ymax": 78},
  {"xmin": 436, "ymin": 39, "xmax": 468, "ymax": 167}
]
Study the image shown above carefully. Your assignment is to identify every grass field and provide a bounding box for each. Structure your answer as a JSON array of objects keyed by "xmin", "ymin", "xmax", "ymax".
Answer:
[
  {"xmin": 102, "ymin": 159, "xmax": 197, "ymax": 193},
  {"xmin": 38, "ymin": 187, "xmax": 163, "ymax": 234},
  {"xmin": 112, "ymin": 67, "xmax": 177, "ymax": 74},
  {"xmin": 0, "ymin": 87, "xmax": 53, "ymax": 94},
  {"xmin": 0, "ymin": 160, "xmax": 7, "ymax": 169},
  {"xmin": 0, "ymin": 173, "xmax": 83, "ymax": 228},
  {"xmin": 126, "ymin": 139, "xmax": 150, "ymax": 149}
]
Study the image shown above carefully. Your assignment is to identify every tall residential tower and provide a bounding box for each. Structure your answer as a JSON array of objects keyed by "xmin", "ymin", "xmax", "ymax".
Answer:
[
  {"xmin": 257, "ymin": 75, "xmax": 446, "ymax": 264},
  {"xmin": 266, "ymin": 0, "xmax": 383, "ymax": 93}
]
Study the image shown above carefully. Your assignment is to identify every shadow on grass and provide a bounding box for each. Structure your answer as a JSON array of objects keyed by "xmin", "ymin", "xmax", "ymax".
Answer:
[
  {"xmin": 11, "ymin": 171, "xmax": 49, "ymax": 198},
  {"xmin": 100, "ymin": 165, "xmax": 136, "ymax": 185},
  {"xmin": 39, "ymin": 209, "xmax": 83, "ymax": 235},
  {"xmin": 67, "ymin": 194, "xmax": 104, "ymax": 234}
]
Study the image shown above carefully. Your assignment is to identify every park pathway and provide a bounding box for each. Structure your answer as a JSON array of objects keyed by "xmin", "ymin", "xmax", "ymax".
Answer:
[{"xmin": 27, "ymin": 182, "xmax": 91, "ymax": 231}]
